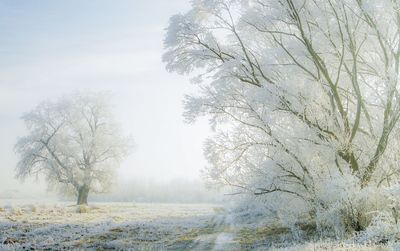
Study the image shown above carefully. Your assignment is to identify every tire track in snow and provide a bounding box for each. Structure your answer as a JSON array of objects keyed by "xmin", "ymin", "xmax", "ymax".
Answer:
[{"xmin": 192, "ymin": 213, "xmax": 240, "ymax": 251}]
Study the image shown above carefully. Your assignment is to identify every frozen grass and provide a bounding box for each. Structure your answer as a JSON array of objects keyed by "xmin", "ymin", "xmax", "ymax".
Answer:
[
  {"xmin": 269, "ymin": 242, "xmax": 395, "ymax": 251},
  {"xmin": 0, "ymin": 202, "xmax": 217, "ymax": 224},
  {"xmin": 0, "ymin": 201, "xmax": 398, "ymax": 250},
  {"xmin": 0, "ymin": 201, "xmax": 219, "ymax": 250},
  {"xmin": 234, "ymin": 225, "xmax": 395, "ymax": 251}
]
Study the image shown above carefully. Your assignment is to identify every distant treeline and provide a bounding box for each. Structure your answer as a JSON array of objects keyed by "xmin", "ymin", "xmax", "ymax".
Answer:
[
  {"xmin": 89, "ymin": 178, "xmax": 223, "ymax": 204},
  {"xmin": 0, "ymin": 178, "xmax": 224, "ymax": 204}
]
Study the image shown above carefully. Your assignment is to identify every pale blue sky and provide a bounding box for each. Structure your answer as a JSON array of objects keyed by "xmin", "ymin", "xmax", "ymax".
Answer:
[{"xmin": 0, "ymin": 0, "xmax": 210, "ymax": 195}]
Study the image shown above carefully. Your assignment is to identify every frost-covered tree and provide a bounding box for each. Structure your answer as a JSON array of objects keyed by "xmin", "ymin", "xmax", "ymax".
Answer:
[
  {"xmin": 15, "ymin": 92, "xmax": 132, "ymax": 205},
  {"xmin": 164, "ymin": 0, "xmax": 400, "ymax": 235}
]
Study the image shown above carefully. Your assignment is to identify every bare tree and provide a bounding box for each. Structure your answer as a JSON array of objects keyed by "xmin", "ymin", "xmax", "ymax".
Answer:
[{"xmin": 15, "ymin": 92, "xmax": 132, "ymax": 205}]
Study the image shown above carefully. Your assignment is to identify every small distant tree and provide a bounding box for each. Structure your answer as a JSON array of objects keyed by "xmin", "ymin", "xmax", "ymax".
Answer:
[{"xmin": 15, "ymin": 92, "xmax": 132, "ymax": 205}]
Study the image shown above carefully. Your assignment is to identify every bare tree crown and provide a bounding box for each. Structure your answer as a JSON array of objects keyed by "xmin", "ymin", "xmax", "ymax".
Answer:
[
  {"xmin": 15, "ymin": 92, "xmax": 132, "ymax": 203},
  {"xmin": 164, "ymin": 0, "xmax": 400, "ymax": 232}
]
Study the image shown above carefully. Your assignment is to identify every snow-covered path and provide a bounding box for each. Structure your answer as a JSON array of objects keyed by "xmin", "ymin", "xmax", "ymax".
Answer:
[
  {"xmin": 212, "ymin": 232, "xmax": 237, "ymax": 251},
  {"xmin": 188, "ymin": 213, "xmax": 240, "ymax": 251}
]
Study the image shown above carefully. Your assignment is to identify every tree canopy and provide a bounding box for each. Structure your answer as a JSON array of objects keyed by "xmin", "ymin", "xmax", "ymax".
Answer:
[
  {"xmin": 164, "ymin": 0, "xmax": 400, "ymax": 235},
  {"xmin": 15, "ymin": 92, "xmax": 132, "ymax": 205}
]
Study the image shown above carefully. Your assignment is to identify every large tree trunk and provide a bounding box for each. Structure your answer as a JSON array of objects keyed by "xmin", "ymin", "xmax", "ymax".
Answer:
[{"xmin": 77, "ymin": 185, "xmax": 90, "ymax": 205}]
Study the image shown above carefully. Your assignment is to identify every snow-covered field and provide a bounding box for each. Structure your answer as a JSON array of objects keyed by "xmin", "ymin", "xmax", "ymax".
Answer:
[
  {"xmin": 0, "ymin": 201, "xmax": 396, "ymax": 250},
  {"xmin": 0, "ymin": 201, "xmax": 224, "ymax": 250}
]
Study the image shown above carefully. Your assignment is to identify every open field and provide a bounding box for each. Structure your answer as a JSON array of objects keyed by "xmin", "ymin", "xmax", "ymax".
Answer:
[
  {"xmin": 0, "ymin": 202, "xmax": 227, "ymax": 250},
  {"xmin": 0, "ymin": 201, "xmax": 395, "ymax": 250}
]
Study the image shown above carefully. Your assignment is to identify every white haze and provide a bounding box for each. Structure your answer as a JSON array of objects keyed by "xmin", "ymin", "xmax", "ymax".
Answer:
[{"xmin": 0, "ymin": 0, "xmax": 216, "ymax": 202}]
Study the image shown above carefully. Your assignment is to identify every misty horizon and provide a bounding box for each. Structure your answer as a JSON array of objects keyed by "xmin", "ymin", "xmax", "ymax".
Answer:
[
  {"xmin": 2, "ymin": 0, "xmax": 398, "ymax": 250},
  {"xmin": 0, "ymin": 0, "xmax": 213, "ymax": 203}
]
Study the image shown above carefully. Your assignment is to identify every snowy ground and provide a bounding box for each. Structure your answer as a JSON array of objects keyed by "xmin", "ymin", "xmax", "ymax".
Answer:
[
  {"xmin": 0, "ymin": 201, "xmax": 396, "ymax": 250},
  {"xmin": 0, "ymin": 201, "xmax": 226, "ymax": 250}
]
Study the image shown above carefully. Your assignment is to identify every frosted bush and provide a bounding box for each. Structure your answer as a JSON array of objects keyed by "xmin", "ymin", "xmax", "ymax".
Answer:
[{"xmin": 354, "ymin": 212, "xmax": 400, "ymax": 244}]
